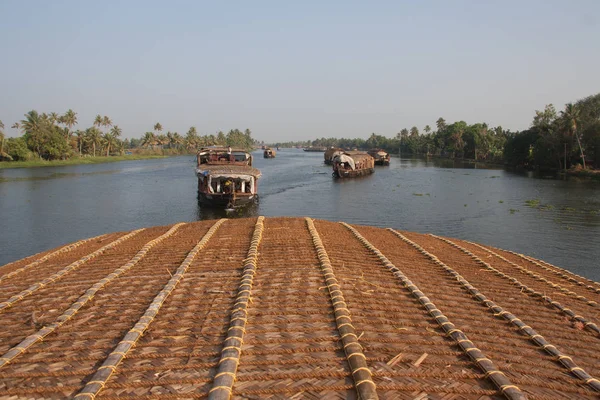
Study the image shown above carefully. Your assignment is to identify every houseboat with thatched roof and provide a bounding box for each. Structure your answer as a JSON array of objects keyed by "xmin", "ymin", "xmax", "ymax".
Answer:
[
  {"xmin": 196, "ymin": 147, "xmax": 261, "ymax": 209},
  {"xmin": 324, "ymin": 147, "xmax": 343, "ymax": 165},
  {"xmin": 332, "ymin": 150, "xmax": 375, "ymax": 178},
  {"xmin": 263, "ymin": 147, "xmax": 276, "ymax": 158},
  {"xmin": 303, "ymin": 146, "xmax": 326, "ymax": 152},
  {"xmin": 368, "ymin": 148, "xmax": 390, "ymax": 165}
]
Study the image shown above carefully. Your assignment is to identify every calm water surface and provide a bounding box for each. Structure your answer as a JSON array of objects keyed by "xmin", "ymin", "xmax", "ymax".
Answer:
[{"xmin": 1, "ymin": 150, "xmax": 599, "ymax": 280}]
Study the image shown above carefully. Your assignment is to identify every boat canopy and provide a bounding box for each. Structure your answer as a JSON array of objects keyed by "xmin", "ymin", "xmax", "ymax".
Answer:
[
  {"xmin": 333, "ymin": 154, "xmax": 356, "ymax": 170},
  {"xmin": 196, "ymin": 164, "xmax": 262, "ymax": 179}
]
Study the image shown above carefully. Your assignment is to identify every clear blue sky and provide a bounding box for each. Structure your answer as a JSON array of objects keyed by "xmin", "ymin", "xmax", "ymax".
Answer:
[{"xmin": 1, "ymin": 0, "xmax": 599, "ymax": 141}]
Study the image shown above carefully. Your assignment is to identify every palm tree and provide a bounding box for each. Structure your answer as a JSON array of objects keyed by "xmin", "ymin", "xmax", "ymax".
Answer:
[
  {"xmin": 410, "ymin": 126, "xmax": 419, "ymax": 137},
  {"xmin": 49, "ymin": 112, "xmax": 60, "ymax": 124},
  {"xmin": 110, "ymin": 125, "xmax": 122, "ymax": 138},
  {"xmin": 102, "ymin": 116, "xmax": 112, "ymax": 133},
  {"xmin": 154, "ymin": 123, "xmax": 162, "ymax": 135},
  {"xmin": 21, "ymin": 111, "xmax": 46, "ymax": 157},
  {"xmin": 172, "ymin": 132, "xmax": 183, "ymax": 149},
  {"xmin": 115, "ymin": 138, "xmax": 125, "ymax": 155},
  {"xmin": 424, "ymin": 125, "xmax": 431, "ymax": 134},
  {"xmin": 436, "ymin": 117, "xmax": 446, "ymax": 132},
  {"xmin": 102, "ymin": 133, "xmax": 118, "ymax": 156},
  {"xmin": 166, "ymin": 131, "xmax": 174, "ymax": 149},
  {"xmin": 75, "ymin": 130, "xmax": 85, "ymax": 155},
  {"xmin": 561, "ymin": 103, "xmax": 585, "ymax": 169},
  {"xmin": 141, "ymin": 132, "xmax": 156, "ymax": 149},
  {"xmin": 157, "ymin": 134, "xmax": 167, "ymax": 149},
  {"xmin": 86, "ymin": 127, "xmax": 102, "ymax": 156},
  {"xmin": 62, "ymin": 109, "xmax": 77, "ymax": 139},
  {"xmin": 94, "ymin": 115, "xmax": 103, "ymax": 130},
  {"xmin": 21, "ymin": 110, "xmax": 43, "ymax": 134}
]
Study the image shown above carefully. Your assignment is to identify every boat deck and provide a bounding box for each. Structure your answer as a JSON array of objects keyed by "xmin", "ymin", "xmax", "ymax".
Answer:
[{"xmin": 0, "ymin": 217, "xmax": 599, "ymax": 399}]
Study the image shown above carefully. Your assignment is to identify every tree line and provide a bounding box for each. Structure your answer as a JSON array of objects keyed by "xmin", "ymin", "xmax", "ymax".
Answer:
[
  {"xmin": 274, "ymin": 93, "xmax": 599, "ymax": 170},
  {"xmin": 2, "ymin": 92, "xmax": 598, "ymax": 169},
  {"xmin": 0, "ymin": 111, "xmax": 257, "ymax": 162}
]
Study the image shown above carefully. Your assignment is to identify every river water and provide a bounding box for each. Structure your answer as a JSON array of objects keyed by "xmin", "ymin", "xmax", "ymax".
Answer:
[{"xmin": 1, "ymin": 150, "xmax": 599, "ymax": 281}]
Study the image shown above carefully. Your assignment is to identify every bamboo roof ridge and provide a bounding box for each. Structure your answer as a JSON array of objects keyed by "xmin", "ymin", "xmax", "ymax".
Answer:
[
  {"xmin": 1, "ymin": 217, "xmax": 599, "ymax": 399},
  {"xmin": 196, "ymin": 164, "xmax": 262, "ymax": 178}
]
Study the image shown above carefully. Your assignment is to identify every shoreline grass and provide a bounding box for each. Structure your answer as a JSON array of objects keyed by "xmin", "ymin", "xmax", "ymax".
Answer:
[{"xmin": 0, "ymin": 154, "xmax": 172, "ymax": 169}]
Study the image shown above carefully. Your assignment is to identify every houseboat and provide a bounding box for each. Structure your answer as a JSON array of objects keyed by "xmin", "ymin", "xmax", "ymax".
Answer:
[
  {"xmin": 324, "ymin": 147, "xmax": 343, "ymax": 165},
  {"xmin": 196, "ymin": 147, "xmax": 260, "ymax": 209},
  {"xmin": 368, "ymin": 148, "xmax": 390, "ymax": 165},
  {"xmin": 332, "ymin": 151, "xmax": 375, "ymax": 178},
  {"xmin": 263, "ymin": 147, "xmax": 276, "ymax": 158},
  {"xmin": 303, "ymin": 146, "xmax": 326, "ymax": 152}
]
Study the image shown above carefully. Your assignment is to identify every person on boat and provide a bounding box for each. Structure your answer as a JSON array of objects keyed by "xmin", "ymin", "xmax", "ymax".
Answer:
[{"xmin": 223, "ymin": 180, "xmax": 232, "ymax": 194}]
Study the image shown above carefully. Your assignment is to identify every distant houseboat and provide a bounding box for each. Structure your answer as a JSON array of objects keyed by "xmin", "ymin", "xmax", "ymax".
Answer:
[
  {"xmin": 368, "ymin": 149, "xmax": 390, "ymax": 165},
  {"xmin": 303, "ymin": 147, "xmax": 326, "ymax": 152},
  {"xmin": 196, "ymin": 147, "xmax": 260, "ymax": 209},
  {"xmin": 324, "ymin": 147, "xmax": 343, "ymax": 165},
  {"xmin": 263, "ymin": 147, "xmax": 276, "ymax": 158},
  {"xmin": 332, "ymin": 151, "xmax": 375, "ymax": 178}
]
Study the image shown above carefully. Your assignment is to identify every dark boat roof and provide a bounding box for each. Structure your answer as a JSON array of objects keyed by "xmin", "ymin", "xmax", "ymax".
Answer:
[
  {"xmin": 198, "ymin": 146, "xmax": 249, "ymax": 153},
  {"xmin": 197, "ymin": 164, "xmax": 261, "ymax": 177},
  {"xmin": 1, "ymin": 217, "xmax": 599, "ymax": 399}
]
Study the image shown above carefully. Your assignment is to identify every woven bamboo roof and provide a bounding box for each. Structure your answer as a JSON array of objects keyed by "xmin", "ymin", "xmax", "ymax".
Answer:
[
  {"xmin": 1, "ymin": 217, "xmax": 599, "ymax": 399},
  {"xmin": 196, "ymin": 165, "xmax": 262, "ymax": 177},
  {"xmin": 339, "ymin": 151, "xmax": 373, "ymax": 163}
]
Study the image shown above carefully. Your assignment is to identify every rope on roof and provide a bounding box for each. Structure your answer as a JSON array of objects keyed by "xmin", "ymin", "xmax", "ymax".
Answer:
[
  {"xmin": 464, "ymin": 240, "xmax": 600, "ymax": 334},
  {"xmin": 394, "ymin": 229, "xmax": 600, "ymax": 394},
  {"xmin": 0, "ymin": 223, "xmax": 186, "ymax": 370},
  {"xmin": 342, "ymin": 223, "xmax": 526, "ymax": 400},
  {"xmin": 0, "ymin": 229, "xmax": 145, "ymax": 314},
  {"xmin": 0, "ymin": 233, "xmax": 108, "ymax": 283},
  {"xmin": 432, "ymin": 235, "xmax": 600, "ymax": 390},
  {"xmin": 502, "ymin": 248, "xmax": 600, "ymax": 294},
  {"xmin": 208, "ymin": 216, "xmax": 265, "ymax": 400},
  {"xmin": 73, "ymin": 219, "xmax": 226, "ymax": 400},
  {"xmin": 306, "ymin": 218, "xmax": 379, "ymax": 400}
]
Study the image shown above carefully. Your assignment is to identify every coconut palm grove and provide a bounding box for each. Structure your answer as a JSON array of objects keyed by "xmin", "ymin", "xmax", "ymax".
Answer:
[{"xmin": 1, "ymin": 92, "xmax": 599, "ymax": 172}]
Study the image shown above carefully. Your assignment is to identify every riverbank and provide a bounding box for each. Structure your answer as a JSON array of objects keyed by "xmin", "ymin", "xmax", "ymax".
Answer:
[
  {"xmin": 0, "ymin": 154, "xmax": 169, "ymax": 169},
  {"xmin": 566, "ymin": 168, "xmax": 600, "ymax": 180}
]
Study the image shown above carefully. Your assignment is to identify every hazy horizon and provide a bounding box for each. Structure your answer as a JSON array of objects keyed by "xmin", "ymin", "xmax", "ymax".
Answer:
[{"xmin": 1, "ymin": 0, "xmax": 599, "ymax": 142}]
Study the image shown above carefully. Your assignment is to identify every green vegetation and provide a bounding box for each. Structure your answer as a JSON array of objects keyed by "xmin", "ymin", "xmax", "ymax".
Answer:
[
  {"xmin": 0, "ymin": 111, "xmax": 257, "ymax": 167},
  {"xmin": 498, "ymin": 200, "xmax": 504, "ymax": 203},
  {"xmin": 0, "ymin": 155, "xmax": 167, "ymax": 169},
  {"xmin": 509, "ymin": 209, "xmax": 519, "ymax": 214},
  {"xmin": 525, "ymin": 199, "xmax": 541, "ymax": 208},
  {"xmin": 504, "ymin": 93, "xmax": 599, "ymax": 171},
  {"xmin": 2, "ymin": 92, "xmax": 597, "ymax": 172},
  {"xmin": 272, "ymin": 92, "xmax": 599, "ymax": 172}
]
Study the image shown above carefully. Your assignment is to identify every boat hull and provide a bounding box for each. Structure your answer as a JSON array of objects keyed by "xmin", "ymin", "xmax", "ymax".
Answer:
[
  {"xmin": 197, "ymin": 192, "xmax": 257, "ymax": 208},
  {"xmin": 374, "ymin": 159, "xmax": 390, "ymax": 166},
  {"xmin": 334, "ymin": 168, "xmax": 375, "ymax": 178}
]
